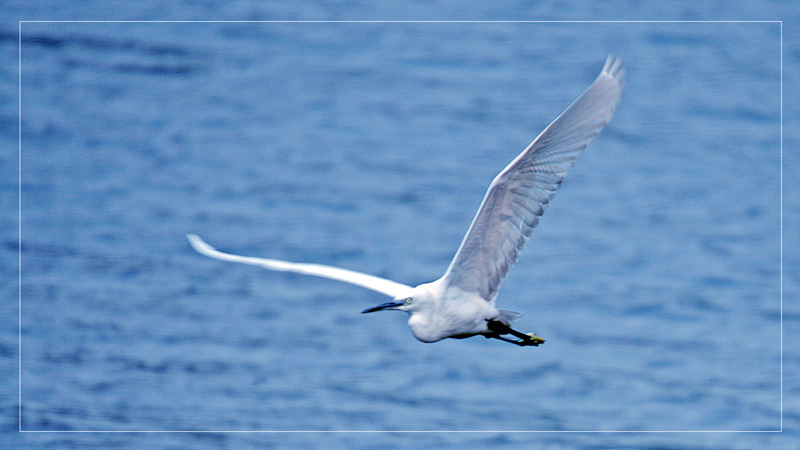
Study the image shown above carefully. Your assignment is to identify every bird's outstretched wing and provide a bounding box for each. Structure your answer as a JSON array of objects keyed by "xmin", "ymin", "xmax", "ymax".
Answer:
[
  {"xmin": 442, "ymin": 56, "xmax": 625, "ymax": 302},
  {"xmin": 187, "ymin": 234, "xmax": 414, "ymax": 298}
]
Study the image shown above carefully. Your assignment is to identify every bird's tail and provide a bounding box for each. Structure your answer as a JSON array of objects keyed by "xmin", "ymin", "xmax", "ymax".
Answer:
[{"xmin": 496, "ymin": 309, "xmax": 523, "ymax": 325}]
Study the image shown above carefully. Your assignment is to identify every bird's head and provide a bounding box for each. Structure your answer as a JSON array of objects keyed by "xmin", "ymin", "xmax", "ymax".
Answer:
[
  {"xmin": 360, "ymin": 281, "xmax": 446, "ymax": 343},
  {"xmin": 361, "ymin": 296, "xmax": 416, "ymax": 314},
  {"xmin": 361, "ymin": 281, "xmax": 439, "ymax": 316}
]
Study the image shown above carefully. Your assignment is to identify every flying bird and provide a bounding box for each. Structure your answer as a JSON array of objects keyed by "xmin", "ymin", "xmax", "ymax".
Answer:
[{"xmin": 188, "ymin": 56, "xmax": 625, "ymax": 346}]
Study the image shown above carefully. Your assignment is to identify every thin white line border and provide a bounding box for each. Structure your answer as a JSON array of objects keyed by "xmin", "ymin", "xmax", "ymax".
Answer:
[{"xmin": 17, "ymin": 19, "xmax": 783, "ymax": 434}]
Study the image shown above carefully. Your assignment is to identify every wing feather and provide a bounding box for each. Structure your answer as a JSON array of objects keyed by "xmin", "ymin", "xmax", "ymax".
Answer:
[
  {"xmin": 442, "ymin": 56, "xmax": 625, "ymax": 302},
  {"xmin": 187, "ymin": 234, "xmax": 413, "ymax": 298}
]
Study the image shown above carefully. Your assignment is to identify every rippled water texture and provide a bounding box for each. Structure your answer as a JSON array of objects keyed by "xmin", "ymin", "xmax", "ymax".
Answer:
[{"xmin": 2, "ymin": 11, "xmax": 797, "ymax": 450}]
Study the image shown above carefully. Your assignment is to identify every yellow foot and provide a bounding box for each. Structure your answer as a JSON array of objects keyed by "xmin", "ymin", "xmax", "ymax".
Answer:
[{"xmin": 520, "ymin": 333, "xmax": 545, "ymax": 346}]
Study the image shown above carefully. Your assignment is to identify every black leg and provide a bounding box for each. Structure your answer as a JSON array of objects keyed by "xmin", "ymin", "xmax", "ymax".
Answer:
[
  {"xmin": 486, "ymin": 320, "xmax": 545, "ymax": 346},
  {"xmin": 490, "ymin": 334, "xmax": 535, "ymax": 346}
]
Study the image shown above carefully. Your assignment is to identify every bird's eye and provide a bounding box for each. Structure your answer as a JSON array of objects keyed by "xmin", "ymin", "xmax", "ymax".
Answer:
[{"xmin": 405, "ymin": 298, "xmax": 413, "ymax": 304}]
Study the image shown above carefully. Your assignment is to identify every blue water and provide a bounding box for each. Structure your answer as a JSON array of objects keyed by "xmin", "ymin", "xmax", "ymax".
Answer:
[{"xmin": 2, "ymin": 6, "xmax": 798, "ymax": 450}]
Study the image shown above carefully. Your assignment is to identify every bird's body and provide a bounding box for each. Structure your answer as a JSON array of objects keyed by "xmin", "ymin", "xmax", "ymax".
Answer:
[
  {"xmin": 189, "ymin": 56, "xmax": 625, "ymax": 346},
  {"xmin": 402, "ymin": 280, "xmax": 494, "ymax": 342}
]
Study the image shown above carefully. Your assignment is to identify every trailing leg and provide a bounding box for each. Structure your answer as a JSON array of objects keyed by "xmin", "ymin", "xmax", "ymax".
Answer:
[{"xmin": 486, "ymin": 320, "xmax": 545, "ymax": 346}]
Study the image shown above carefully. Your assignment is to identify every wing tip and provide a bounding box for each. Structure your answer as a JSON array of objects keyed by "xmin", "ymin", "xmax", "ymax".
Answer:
[
  {"xmin": 601, "ymin": 54, "xmax": 626, "ymax": 88},
  {"xmin": 186, "ymin": 233, "xmax": 215, "ymax": 256}
]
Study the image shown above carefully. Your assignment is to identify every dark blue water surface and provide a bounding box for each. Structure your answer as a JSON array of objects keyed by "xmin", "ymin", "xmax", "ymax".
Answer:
[{"xmin": 2, "ymin": 4, "xmax": 799, "ymax": 450}]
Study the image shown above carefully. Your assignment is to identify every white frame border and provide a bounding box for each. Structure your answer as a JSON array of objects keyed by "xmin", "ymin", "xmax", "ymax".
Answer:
[{"xmin": 16, "ymin": 19, "xmax": 783, "ymax": 434}]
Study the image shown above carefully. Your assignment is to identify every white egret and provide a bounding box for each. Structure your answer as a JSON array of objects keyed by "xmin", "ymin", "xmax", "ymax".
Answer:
[{"xmin": 188, "ymin": 56, "xmax": 625, "ymax": 346}]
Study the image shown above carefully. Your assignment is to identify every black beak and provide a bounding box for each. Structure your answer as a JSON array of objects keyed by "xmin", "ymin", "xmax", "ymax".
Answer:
[{"xmin": 361, "ymin": 301, "xmax": 404, "ymax": 314}]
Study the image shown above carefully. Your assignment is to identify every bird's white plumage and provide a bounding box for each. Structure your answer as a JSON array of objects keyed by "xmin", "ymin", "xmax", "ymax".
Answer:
[
  {"xmin": 189, "ymin": 57, "xmax": 625, "ymax": 344},
  {"xmin": 187, "ymin": 234, "xmax": 414, "ymax": 298},
  {"xmin": 442, "ymin": 56, "xmax": 625, "ymax": 302}
]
